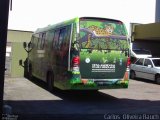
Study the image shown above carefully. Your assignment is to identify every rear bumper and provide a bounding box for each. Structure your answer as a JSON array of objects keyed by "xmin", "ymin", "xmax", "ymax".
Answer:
[
  {"xmin": 69, "ymin": 79, "xmax": 129, "ymax": 90},
  {"xmin": 66, "ymin": 71, "xmax": 129, "ymax": 90}
]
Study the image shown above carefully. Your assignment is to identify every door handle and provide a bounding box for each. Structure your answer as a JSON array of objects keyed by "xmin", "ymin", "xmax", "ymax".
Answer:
[{"xmin": 141, "ymin": 67, "xmax": 146, "ymax": 68}]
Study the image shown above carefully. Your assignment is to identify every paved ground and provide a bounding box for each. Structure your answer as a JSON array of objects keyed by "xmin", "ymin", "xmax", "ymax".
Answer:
[{"xmin": 3, "ymin": 77, "xmax": 160, "ymax": 120}]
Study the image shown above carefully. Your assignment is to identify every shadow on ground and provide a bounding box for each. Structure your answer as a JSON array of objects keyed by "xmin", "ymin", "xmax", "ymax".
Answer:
[
  {"xmin": 4, "ymin": 98, "xmax": 160, "ymax": 120},
  {"xmin": 131, "ymin": 77, "xmax": 157, "ymax": 84},
  {"xmin": 4, "ymin": 77, "xmax": 160, "ymax": 120}
]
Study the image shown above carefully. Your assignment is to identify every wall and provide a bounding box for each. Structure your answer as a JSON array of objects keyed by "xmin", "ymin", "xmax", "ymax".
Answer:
[
  {"xmin": 6, "ymin": 30, "xmax": 33, "ymax": 77},
  {"xmin": 7, "ymin": 29, "xmax": 33, "ymax": 42},
  {"xmin": 134, "ymin": 23, "xmax": 160, "ymax": 40},
  {"xmin": 131, "ymin": 22, "xmax": 160, "ymax": 57},
  {"xmin": 11, "ymin": 42, "xmax": 28, "ymax": 77}
]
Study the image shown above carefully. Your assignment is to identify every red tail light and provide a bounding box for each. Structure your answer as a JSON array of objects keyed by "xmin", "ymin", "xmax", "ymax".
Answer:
[
  {"xmin": 72, "ymin": 56, "xmax": 80, "ymax": 66},
  {"xmin": 72, "ymin": 56, "xmax": 80, "ymax": 72},
  {"xmin": 127, "ymin": 57, "xmax": 131, "ymax": 67}
]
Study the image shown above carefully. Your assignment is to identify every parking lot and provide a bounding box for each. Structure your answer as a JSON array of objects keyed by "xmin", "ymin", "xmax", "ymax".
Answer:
[{"xmin": 3, "ymin": 77, "xmax": 160, "ymax": 120}]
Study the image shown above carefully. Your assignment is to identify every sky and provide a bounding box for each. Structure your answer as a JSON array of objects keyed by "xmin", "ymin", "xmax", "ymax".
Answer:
[{"xmin": 8, "ymin": 0, "xmax": 156, "ymax": 32}]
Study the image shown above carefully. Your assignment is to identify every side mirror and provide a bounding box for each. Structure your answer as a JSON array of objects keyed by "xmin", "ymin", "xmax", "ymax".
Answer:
[
  {"xmin": 19, "ymin": 59, "xmax": 23, "ymax": 66},
  {"xmin": 23, "ymin": 42, "xmax": 27, "ymax": 48},
  {"xmin": 28, "ymin": 42, "xmax": 32, "ymax": 49},
  {"xmin": 19, "ymin": 59, "xmax": 25, "ymax": 67},
  {"xmin": 148, "ymin": 65, "xmax": 152, "ymax": 68}
]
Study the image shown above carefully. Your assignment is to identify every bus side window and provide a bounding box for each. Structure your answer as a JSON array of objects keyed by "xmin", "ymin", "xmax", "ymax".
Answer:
[
  {"xmin": 30, "ymin": 35, "xmax": 35, "ymax": 48},
  {"xmin": 66, "ymin": 25, "xmax": 71, "ymax": 44},
  {"xmin": 58, "ymin": 28, "xmax": 67, "ymax": 50},
  {"xmin": 33, "ymin": 34, "xmax": 38, "ymax": 48},
  {"xmin": 62, "ymin": 25, "xmax": 71, "ymax": 51},
  {"xmin": 48, "ymin": 30, "xmax": 55, "ymax": 49},
  {"xmin": 37, "ymin": 33, "xmax": 41, "ymax": 49},
  {"xmin": 41, "ymin": 33, "xmax": 46, "ymax": 49},
  {"xmin": 53, "ymin": 30, "xmax": 60, "ymax": 50},
  {"xmin": 39, "ymin": 33, "xmax": 42, "ymax": 50}
]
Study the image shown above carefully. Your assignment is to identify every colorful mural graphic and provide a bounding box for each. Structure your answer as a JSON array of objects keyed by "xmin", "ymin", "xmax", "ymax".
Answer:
[
  {"xmin": 88, "ymin": 24, "xmax": 114, "ymax": 36},
  {"xmin": 78, "ymin": 18, "xmax": 129, "ymax": 83},
  {"xmin": 79, "ymin": 19, "xmax": 128, "ymax": 51}
]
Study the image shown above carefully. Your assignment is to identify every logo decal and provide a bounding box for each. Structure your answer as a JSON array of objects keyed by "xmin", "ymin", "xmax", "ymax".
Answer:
[{"xmin": 85, "ymin": 58, "xmax": 90, "ymax": 63}]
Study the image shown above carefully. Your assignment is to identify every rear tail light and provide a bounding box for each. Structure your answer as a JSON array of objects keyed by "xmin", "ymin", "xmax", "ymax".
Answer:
[
  {"xmin": 127, "ymin": 57, "xmax": 131, "ymax": 67},
  {"xmin": 72, "ymin": 56, "xmax": 80, "ymax": 72},
  {"xmin": 72, "ymin": 56, "xmax": 80, "ymax": 66}
]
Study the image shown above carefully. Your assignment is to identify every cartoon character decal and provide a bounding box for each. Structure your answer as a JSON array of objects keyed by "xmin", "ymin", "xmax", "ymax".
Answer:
[
  {"xmin": 88, "ymin": 24, "xmax": 114, "ymax": 36},
  {"xmin": 79, "ymin": 20, "xmax": 128, "ymax": 50},
  {"xmin": 85, "ymin": 34, "xmax": 92, "ymax": 48}
]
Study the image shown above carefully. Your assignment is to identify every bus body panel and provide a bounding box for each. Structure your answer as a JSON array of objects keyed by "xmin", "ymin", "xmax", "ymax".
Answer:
[
  {"xmin": 80, "ymin": 49, "xmax": 127, "ymax": 79},
  {"xmin": 26, "ymin": 17, "xmax": 129, "ymax": 90}
]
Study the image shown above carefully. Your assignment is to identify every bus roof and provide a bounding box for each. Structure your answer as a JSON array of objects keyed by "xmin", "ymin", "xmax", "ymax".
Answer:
[
  {"xmin": 34, "ymin": 17, "xmax": 125, "ymax": 34},
  {"xmin": 80, "ymin": 17, "xmax": 124, "ymax": 23},
  {"xmin": 34, "ymin": 17, "xmax": 79, "ymax": 34}
]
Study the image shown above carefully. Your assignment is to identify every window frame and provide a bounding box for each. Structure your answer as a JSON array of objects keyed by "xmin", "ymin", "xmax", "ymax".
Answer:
[{"xmin": 135, "ymin": 58, "xmax": 144, "ymax": 66}]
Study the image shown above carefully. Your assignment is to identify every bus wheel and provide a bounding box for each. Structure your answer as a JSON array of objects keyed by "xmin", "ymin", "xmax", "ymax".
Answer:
[
  {"xmin": 155, "ymin": 75, "xmax": 160, "ymax": 85},
  {"xmin": 47, "ymin": 72, "xmax": 54, "ymax": 92},
  {"xmin": 130, "ymin": 70, "xmax": 136, "ymax": 79}
]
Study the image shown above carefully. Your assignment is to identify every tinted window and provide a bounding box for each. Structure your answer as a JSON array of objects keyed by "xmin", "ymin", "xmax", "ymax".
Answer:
[
  {"xmin": 32, "ymin": 34, "xmax": 39, "ymax": 48},
  {"xmin": 133, "ymin": 49, "xmax": 151, "ymax": 55},
  {"xmin": 144, "ymin": 59, "xmax": 152, "ymax": 66},
  {"xmin": 79, "ymin": 18, "xmax": 128, "ymax": 49},
  {"xmin": 135, "ymin": 58, "xmax": 144, "ymax": 65},
  {"xmin": 58, "ymin": 28, "xmax": 67, "ymax": 50},
  {"xmin": 152, "ymin": 59, "xmax": 160, "ymax": 67},
  {"xmin": 41, "ymin": 33, "xmax": 46, "ymax": 49},
  {"xmin": 53, "ymin": 26, "xmax": 71, "ymax": 50},
  {"xmin": 53, "ymin": 30, "xmax": 60, "ymax": 49},
  {"xmin": 36, "ymin": 34, "xmax": 41, "ymax": 49}
]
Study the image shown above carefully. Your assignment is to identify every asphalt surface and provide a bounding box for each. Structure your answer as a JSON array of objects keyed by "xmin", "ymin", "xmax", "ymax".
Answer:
[{"xmin": 3, "ymin": 77, "xmax": 160, "ymax": 120}]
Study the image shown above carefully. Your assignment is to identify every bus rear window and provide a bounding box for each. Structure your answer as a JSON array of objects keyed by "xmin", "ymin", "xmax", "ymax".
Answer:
[{"xmin": 79, "ymin": 18, "xmax": 128, "ymax": 50}]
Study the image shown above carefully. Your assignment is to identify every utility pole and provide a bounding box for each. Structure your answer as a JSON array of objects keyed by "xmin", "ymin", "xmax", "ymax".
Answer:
[{"xmin": 0, "ymin": 0, "xmax": 10, "ymax": 119}]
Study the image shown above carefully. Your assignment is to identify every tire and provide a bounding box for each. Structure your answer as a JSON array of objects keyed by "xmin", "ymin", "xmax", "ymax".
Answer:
[
  {"xmin": 47, "ymin": 72, "xmax": 54, "ymax": 92},
  {"xmin": 130, "ymin": 70, "xmax": 136, "ymax": 79},
  {"xmin": 155, "ymin": 75, "xmax": 160, "ymax": 85}
]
